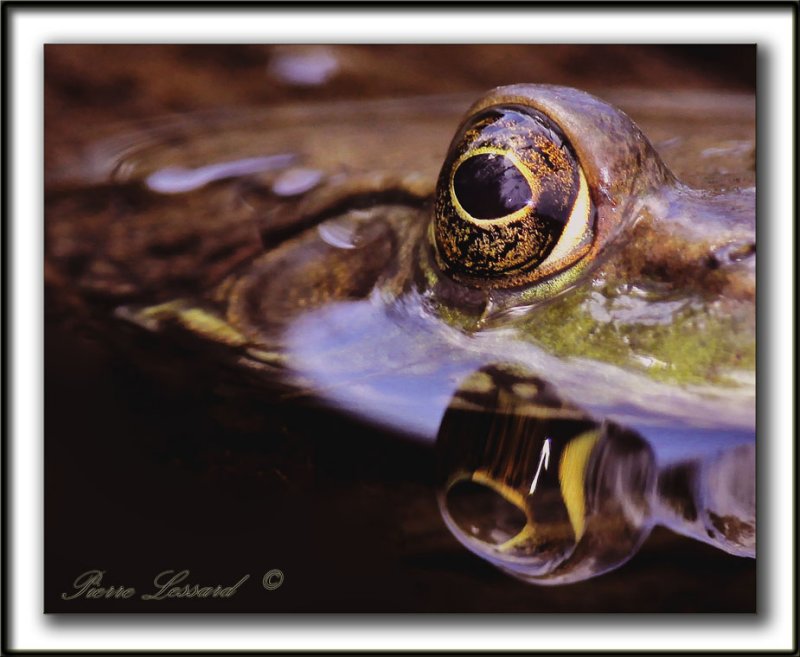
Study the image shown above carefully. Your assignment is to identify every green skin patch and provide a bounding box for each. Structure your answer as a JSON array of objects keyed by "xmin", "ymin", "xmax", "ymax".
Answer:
[
  {"xmin": 431, "ymin": 295, "xmax": 753, "ymax": 387},
  {"xmin": 512, "ymin": 283, "xmax": 755, "ymax": 386},
  {"xmin": 135, "ymin": 301, "xmax": 249, "ymax": 348}
]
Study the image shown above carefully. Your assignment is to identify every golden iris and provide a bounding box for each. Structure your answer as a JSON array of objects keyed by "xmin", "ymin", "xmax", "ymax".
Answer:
[{"xmin": 433, "ymin": 106, "xmax": 594, "ymax": 288}]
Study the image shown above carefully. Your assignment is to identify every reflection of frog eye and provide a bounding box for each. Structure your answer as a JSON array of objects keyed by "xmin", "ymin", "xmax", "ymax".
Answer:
[
  {"xmin": 433, "ymin": 106, "xmax": 594, "ymax": 288},
  {"xmin": 435, "ymin": 366, "xmax": 656, "ymax": 584}
]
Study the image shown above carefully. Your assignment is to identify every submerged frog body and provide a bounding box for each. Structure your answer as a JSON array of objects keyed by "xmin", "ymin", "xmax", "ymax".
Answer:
[{"xmin": 45, "ymin": 85, "xmax": 755, "ymax": 584}]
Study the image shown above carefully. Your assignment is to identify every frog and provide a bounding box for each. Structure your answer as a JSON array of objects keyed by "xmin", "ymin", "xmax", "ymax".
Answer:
[{"xmin": 45, "ymin": 84, "xmax": 755, "ymax": 585}]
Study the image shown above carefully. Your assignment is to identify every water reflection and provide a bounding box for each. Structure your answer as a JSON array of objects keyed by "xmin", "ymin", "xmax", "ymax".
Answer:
[
  {"xmin": 283, "ymin": 296, "xmax": 484, "ymax": 439},
  {"xmin": 145, "ymin": 153, "xmax": 296, "ymax": 193},
  {"xmin": 283, "ymin": 286, "xmax": 754, "ymax": 451},
  {"xmin": 435, "ymin": 366, "xmax": 755, "ymax": 584},
  {"xmin": 279, "ymin": 282, "xmax": 754, "ymax": 583}
]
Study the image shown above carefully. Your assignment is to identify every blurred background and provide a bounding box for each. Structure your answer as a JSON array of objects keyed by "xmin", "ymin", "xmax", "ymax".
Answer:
[
  {"xmin": 45, "ymin": 45, "xmax": 756, "ymax": 178},
  {"xmin": 45, "ymin": 45, "xmax": 756, "ymax": 613}
]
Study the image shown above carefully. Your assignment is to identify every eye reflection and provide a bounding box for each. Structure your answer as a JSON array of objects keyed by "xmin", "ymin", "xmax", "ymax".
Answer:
[
  {"xmin": 435, "ymin": 364, "xmax": 755, "ymax": 584},
  {"xmin": 445, "ymin": 479, "xmax": 529, "ymax": 546},
  {"xmin": 435, "ymin": 366, "xmax": 655, "ymax": 584}
]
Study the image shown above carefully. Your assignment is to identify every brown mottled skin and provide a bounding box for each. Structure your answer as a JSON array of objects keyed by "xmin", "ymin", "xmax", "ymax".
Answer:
[{"xmin": 46, "ymin": 85, "xmax": 754, "ymax": 320}]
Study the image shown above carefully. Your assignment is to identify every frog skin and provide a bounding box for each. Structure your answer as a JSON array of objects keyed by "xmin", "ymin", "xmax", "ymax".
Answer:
[{"xmin": 45, "ymin": 85, "xmax": 755, "ymax": 584}]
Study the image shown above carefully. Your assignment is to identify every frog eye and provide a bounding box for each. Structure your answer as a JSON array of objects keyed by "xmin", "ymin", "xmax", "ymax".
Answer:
[{"xmin": 433, "ymin": 106, "xmax": 594, "ymax": 289}]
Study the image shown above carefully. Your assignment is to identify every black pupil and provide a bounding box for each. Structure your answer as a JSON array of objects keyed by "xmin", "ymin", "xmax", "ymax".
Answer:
[{"xmin": 453, "ymin": 154, "xmax": 531, "ymax": 220}]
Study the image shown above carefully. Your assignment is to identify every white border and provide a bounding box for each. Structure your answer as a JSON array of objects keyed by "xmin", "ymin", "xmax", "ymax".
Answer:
[{"xmin": 9, "ymin": 6, "xmax": 795, "ymax": 653}]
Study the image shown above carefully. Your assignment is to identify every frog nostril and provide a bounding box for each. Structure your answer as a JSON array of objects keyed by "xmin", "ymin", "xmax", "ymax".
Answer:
[{"xmin": 444, "ymin": 479, "xmax": 529, "ymax": 546}]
